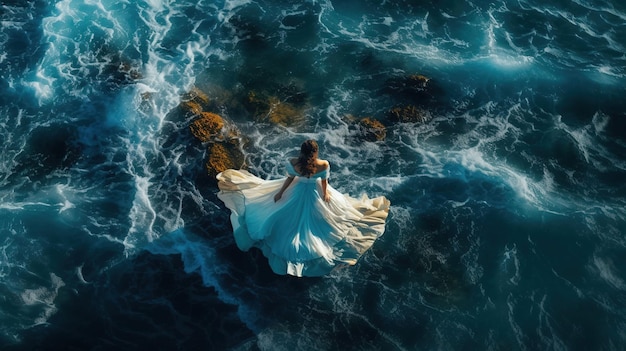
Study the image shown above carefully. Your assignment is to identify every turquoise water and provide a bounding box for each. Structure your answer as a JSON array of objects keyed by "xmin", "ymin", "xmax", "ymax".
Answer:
[{"xmin": 1, "ymin": 0, "xmax": 625, "ymax": 350}]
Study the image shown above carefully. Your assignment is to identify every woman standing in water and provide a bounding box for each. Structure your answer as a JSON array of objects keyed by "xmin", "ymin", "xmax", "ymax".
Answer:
[{"xmin": 217, "ymin": 140, "xmax": 390, "ymax": 277}]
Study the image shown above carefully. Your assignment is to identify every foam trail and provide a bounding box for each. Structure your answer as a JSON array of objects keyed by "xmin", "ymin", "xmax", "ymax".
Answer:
[
  {"xmin": 19, "ymin": 273, "xmax": 65, "ymax": 326},
  {"xmin": 125, "ymin": 175, "xmax": 157, "ymax": 246},
  {"xmin": 536, "ymin": 294, "xmax": 568, "ymax": 351},
  {"xmin": 107, "ymin": 0, "xmax": 225, "ymax": 252},
  {"xmin": 592, "ymin": 254, "xmax": 626, "ymax": 291}
]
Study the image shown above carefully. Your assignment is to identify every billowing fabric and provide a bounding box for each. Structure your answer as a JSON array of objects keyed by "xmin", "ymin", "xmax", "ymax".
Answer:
[{"xmin": 216, "ymin": 162, "xmax": 390, "ymax": 277}]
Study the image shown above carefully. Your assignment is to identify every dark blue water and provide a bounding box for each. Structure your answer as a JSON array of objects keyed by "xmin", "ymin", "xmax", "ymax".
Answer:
[{"xmin": 1, "ymin": 0, "xmax": 625, "ymax": 350}]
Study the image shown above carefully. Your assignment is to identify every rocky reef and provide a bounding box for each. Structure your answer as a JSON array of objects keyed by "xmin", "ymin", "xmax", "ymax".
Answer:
[
  {"xmin": 356, "ymin": 117, "xmax": 387, "ymax": 142},
  {"xmin": 386, "ymin": 105, "xmax": 431, "ymax": 124},
  {"xmin": 380, "ymin": 73, "xmax": 442, "ymax": 125},
  {"xmin": 382, "ymin": 74, "xmax": 440, "ymax": 103},
  {"xmin": 189, "ymin": 112, "xmax": 225, "ymax": 143},
  {"xmin": 179, "ymin": 87, "xmax": 246, "ymax": 179},
  {"xmin": 172, "ymin": 72, "xmax": 441, "ymax": 179},
  {"xmin": 245, "ymin": 91, "xmax": 306, "ymax": 126},
  {"xmin": 204, "ymin": 140, "xmax": 246, "ymax": 179}
]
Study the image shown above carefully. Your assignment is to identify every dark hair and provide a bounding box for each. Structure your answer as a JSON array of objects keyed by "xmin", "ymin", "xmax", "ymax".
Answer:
[{"xmin": 297, "ymin": 140, "xmax": 319, "ymax": 176}]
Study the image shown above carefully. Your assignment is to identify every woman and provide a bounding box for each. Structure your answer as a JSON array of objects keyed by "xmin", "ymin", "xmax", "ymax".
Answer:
[{"xmin": 216, "ymin": 140, "xmax": 390, "ymax": 277}]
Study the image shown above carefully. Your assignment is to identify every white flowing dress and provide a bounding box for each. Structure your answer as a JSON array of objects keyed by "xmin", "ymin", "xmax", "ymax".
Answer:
[{"xmin": 216, "ymin": 162, "xmax": 390, "ymax": 277}]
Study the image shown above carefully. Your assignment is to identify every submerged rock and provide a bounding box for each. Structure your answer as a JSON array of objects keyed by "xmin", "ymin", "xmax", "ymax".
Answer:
[
  {"xmin": 95, "ymin": 45, "xmax": 142, "ymax": 91},
  {"xmin": 14, "ymin": 124, "xmax": 81, "ymax": 180},
  {"xmin": 118, "ymin": 61, "xmax": 142, "ymax": 81},
  {"xmin": 377, "ymin": 73, "xmax": 444, "ymax": 125},
  {"xmin": 386, "ymin": 105, "xmax": 431, "ymax": 124},
  {"xmin": 206, "ymin": 140, "xmax": 246, "ymax": 178},
  {"xmin": 265, "ymin": 96, "xmax": 305, "ymax": 126},
  {"xmin": 244, "ymin": 91, "xmax": 270, "ymax": 117},
  {"xmin": 182, "ymin": 85, "xmax": 241, "ymax": 115},
  {"xmin": 383, "ymin": 74, "xmax": 439, "ymax": 100},
  {"xmin": 245, "ymin": 91, "xmax": 305, "ymax": 127},
  {"xmin": 177, "ymin": 86, "xmax": 246, "ymax": 179},
  {"xmin": 180, "ymin": 87, "xmax": 210, "ymax": 115},
  {"xmin": 388, "ymin": 74, "xmax": 430, "ymax": 90},
  {"xmin": 381, "ymin": 73, "xmax": 445, "ymax": 121},
  {"xmin": 357, "ymin": 117, "xmax": 387, "ymax": 142},
  {"xmin": 189, "ymin": 112, "xmax": 225, "ymax": 143}
]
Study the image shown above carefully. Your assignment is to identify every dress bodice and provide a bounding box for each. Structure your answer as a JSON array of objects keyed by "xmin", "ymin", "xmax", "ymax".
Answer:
[{"xmin": 286, "ymin": 160, "xmax": 329, "ymax": 181}]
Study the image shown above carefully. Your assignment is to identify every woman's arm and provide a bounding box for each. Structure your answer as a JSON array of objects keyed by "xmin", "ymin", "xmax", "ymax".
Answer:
[
  {"xmin": 274, "ymin": 176, "xmax": 295, "ymax": 202},
  {"xmin": 320, "ymin": 160, "xmax": 330, "ymax": 202},
  {"xmin": 321, "ymin": 178, "xmax": 330, "ymax": 202}
]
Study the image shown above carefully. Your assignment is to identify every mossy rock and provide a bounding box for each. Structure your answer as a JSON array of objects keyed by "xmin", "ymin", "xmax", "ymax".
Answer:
[
  {"xmin": 275, "ymin": 82, "xmax": 308, "ymax": 106},
  {"xmin": 14, "ymin": 124, "xmax": 82, "ymax": 180},
  {"xmin": 384, "ymin": 74, "xmax": 432, "ymax": 94},
  {"xmin": 387, "ymin": 105, "xmax": 431, "ymax": 123},
  {"xmin": 179, "ymin": 85, "xmax": 238, "ymax": 117},
  {"xmin": 184, "ymin": 86, "xmax": 210, "ymax": 105},
  {"xmin": 245, "ymin": 91, "xmax": 305, "ymax": 127},
  {"xmin": 96, "ymin": 47, "xmax": 142, "ymax": 90},
  {"xmin": 190, "ymin": 112, "xmax": 225, "ymax": 142},
  {"xmin": 181, "ymin": 100, "xmax": 204, "ymax": 115},
  {"xmin": 382, "ymin": 73, "xmax": 443, "ymax": 105},
  {"xmin": 266, "ymin": 96, "xmax": 305, "ymax": 126},
  {"xmin": 405, "ymin": 74, "xmax": 430, "ymax": 88},
  {"xmin": 357, "ymin": 117, "xmax": 387, "ymax": 141},
  {"xmin": 168, "ymin": 87, "xmax": 247, "ymax": 182},
  {"xmin": 245, "ymin": 91, "xmax": 270, "ymax": 116},
  {"xmin": 119, "ymin": 61, "xmax": 142, "ymax": 80},
  {"xmin": 206, "ymin": 140, "xmax": 245, "ymax": 178}
]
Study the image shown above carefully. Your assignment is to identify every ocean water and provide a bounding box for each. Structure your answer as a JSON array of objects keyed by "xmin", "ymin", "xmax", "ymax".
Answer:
[{"xmin": 1, "ymin": 0, "xmax": 625, "ymax": 350}]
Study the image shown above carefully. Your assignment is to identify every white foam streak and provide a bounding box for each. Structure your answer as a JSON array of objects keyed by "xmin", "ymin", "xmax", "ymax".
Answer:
[
  {"xmin": 20, "ymin": 273, "xmax": 65, "ymax": 326},
  {"xmin": 551, "ymin": 268, "xmax": 584, "ymax": 298},
  {"xmin": 369, "ymin": 175, "xmax": 406, "ymax": 194},
  {"xmin": 55, "ymin": 184, "xmax": 76, "ymax": 213},
  {"xmin": 0, "ymin": 234, "xmax": 10, "ymax": 278},
  {"xmin": 223, "ymin": 0, "xmax": 253, "ymax": 12},
  {"xmin": 570, "ymin": 0, "xmax": 626, "ymax": 20},
  {"xmin": 126, "ymin": 175, "xmax": 157, "ymax": 245},
  {"xmin": 486, "ymin": 7, "xmax": 533, "ymax": 68},
  {"xmin": 307, "ymin": 277, "xmax": 410, "ymax": 351},
  {"xmin": 457, "ymin": 148, "xmax": 542, "ymax": 206},
  {"xmin": 507, "ymin": 294, "xmax": 528, "ymax": 351},
  {"xmin": 0, "ymin": 183, "xmax": 78, "ymax": 213},
  {"xmin": 0, "ymin": 202, "xmax": 53, "ymax": 211},
  {"xmin": 216, "ymin": 0, "xmax": 253, "ymax": 24},
  {"xmin": 536, "ymin": 294, "xmax": 568, "ymax": 351},
  {"xmin": 554, "ymin": 113, "xmax": 625, "ymax": 172},
  {"xmin": 24, "ymin": 68, "xmax": 55, "ymax": 104},
  {"xmin": 83, "ymin": 219, "xmax": 129, "ymax": 247},
  {"xmin": 461, "ymin": 226, "xmax": 483, "ymax": 284},
  {"xmin": 591, "ymin": 255, "xmax": 626, "ymax": 290},
  {"xmin": 75, "ymin": 264, "xmax": 90, "ymax": 284},
  {"xmin": 502, "ymin": 244, "xmax": 520, "ymax": 286},
  {"xmin": 321, "ymin": 8, "xmax": 461, "ymax": 65}
]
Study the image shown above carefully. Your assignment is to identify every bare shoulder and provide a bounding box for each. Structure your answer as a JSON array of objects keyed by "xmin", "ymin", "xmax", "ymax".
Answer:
[{"xmin": 317, "ymin": 159, "xmax": 330, "ymax": 170}]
